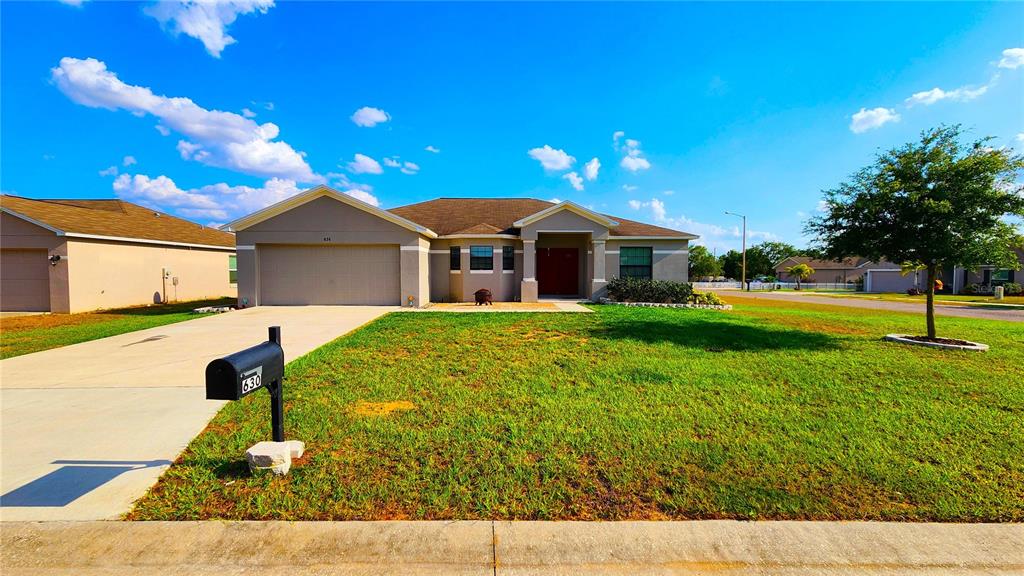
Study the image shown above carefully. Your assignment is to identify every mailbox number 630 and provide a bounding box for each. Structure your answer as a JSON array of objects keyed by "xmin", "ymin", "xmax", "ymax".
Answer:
[{"xmin": 241, "ymin": 371, "xmax": 262, "ymax": 394}]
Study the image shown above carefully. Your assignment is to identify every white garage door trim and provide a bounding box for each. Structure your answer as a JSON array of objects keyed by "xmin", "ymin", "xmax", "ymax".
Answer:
[{"xmin": 257, "ymin": 244, "xmax": 401, "ymax": 306}]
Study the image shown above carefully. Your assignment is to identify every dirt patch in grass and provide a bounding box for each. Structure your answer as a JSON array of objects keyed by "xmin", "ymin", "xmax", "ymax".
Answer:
[
  {"xmin": 733, "ymin": 309, "xmax": 871, "ymax": 336},
  {"xmin": 350, "ymin": 400, "xmax": 416, "ymax": 417}
]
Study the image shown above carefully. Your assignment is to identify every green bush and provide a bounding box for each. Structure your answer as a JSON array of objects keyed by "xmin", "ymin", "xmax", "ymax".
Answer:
[
  {"xmin": 1003, "ymin": 282, "xmax": 1022, "ymax": 296},
  {"xmin": 606, "ymin": 277, "xmax": 693, "ymax": 303},
  {"xmin": 692, "ymin": 291, "xmax": 725, "ymax": 306},
  {"xmin": 961, "ymin": 283, "xmax": 980, "ymax": 295}
]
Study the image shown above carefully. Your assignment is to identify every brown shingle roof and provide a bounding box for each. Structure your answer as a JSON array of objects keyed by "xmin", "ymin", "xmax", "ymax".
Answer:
[
  {"xmin": 387, "ymin": 198, "xmax": 693, "ymax": 238},
  {"xmin": 1, "ymin": 195, "xmax": 234, "ymax": 248}
]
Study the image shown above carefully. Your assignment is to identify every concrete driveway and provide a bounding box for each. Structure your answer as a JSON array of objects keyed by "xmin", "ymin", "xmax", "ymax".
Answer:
[{"xmin": 0, "ymin": 306, "xmax": 395, "ymax": 521}]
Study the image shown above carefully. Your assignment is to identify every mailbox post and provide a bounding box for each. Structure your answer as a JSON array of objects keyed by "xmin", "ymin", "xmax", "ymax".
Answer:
[{"xmin": 206, "ymin": 326, "xmax": 286, "ymax": 441}]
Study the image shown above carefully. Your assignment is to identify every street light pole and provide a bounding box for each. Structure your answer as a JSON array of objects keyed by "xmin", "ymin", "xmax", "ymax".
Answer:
[{"xmin": 725, "ymin": 211, "xmax": 747, "ymax": 291}]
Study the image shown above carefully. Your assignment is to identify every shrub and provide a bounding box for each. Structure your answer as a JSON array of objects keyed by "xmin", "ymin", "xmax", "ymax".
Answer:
[
  {"xmin": 1002, "ymin": 282, "xmax": 1023, "ymax": 296},
  {"xmin": 606, "ymin": 277, "xmax": 693, "ymax": 304},
  {"xmin": 692, "ymin": 291, "xmax": 725, "ymax": 306},
  {"xmin": 961, "ymin": 283, "xmax": 980, "ymax": 295},
  {"xmin": 907, "ymin": 287, "xmax": 921, "ymax": 296}
]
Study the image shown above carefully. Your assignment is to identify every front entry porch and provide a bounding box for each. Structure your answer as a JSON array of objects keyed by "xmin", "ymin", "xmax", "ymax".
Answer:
[{"xmin": 521, "ymin": 232, "xmax": 607, "ymax": 303}]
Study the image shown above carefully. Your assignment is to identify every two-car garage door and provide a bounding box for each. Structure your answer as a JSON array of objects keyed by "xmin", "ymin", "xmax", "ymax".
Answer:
[{"xmin": 258, "ymin": 245, "xmax": 401, "ymax": 305}]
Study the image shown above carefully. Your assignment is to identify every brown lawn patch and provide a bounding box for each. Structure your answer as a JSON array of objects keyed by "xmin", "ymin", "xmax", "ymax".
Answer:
[{"xmin": 350, "ymin": 400, "xmax": 416, "ymax": 417}]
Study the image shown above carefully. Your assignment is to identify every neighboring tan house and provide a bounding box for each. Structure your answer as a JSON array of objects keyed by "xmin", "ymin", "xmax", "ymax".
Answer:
[
  {"xmin": 228, "ymin": 186, "xmax": 697, "ymax": 306},
  {"xmin": 867, "ymin": 248, "xmax": 1024, "ymax": 294},
  {"xmin": 774, "ymin": 256, "xmax": 900, "ymax": 285},
  {"xmin": 1, "ymin": 195, "xmax": 236, "ymax": 313}
]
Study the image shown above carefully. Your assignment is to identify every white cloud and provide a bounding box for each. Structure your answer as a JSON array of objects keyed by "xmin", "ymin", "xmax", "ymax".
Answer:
[
  {"xmin": 662, "ymin": 190, "xmax": 675, "ymax": 196},
  {"xmin": 98, "ymin": 166, "xmax": 118, "ymax": 177},
  {"xmin": 905, "ymin": 83, "xmax": 990, "ymax": 107},
  {"xmin": 327, "ymin": 172, "xmax": 373, "ymax": 193},
  {"xmin": 58, "ymin": 0, "xmax": 88, "ymax": 6},
  {"xmin": 52, "ymin": 57, "xmax": 317, "ymax": 182},
  {"xmin": 122, "ymin": 155, "xmax": 137, "ymax": 166},
  {"xmin": 400, "ymin": 161, "xmax": 419, "ymax": 175},
  {"xmin": 342, "ymin": 189, "xmax": 380, "ymax": 207},
  {"xmin": 1017, "ymin": 133, "xmax": 1024, "ymax": 143},
  {"xmin": 998, "ymin": 48, "xmax": 1024, "ymax": 69},
  {"xmin": 629, "ymin": 198, "xmax": 666, "ymax": 221},
  {"xmin": 622, "ymin": 184, "xmax": 638, "ymax": 192},
  {"xmin": 583, "ymin": 157, "xmax": 600, "ymax": 181},
  {"xmin": 627, "ymin": 197, "xmax": 780, "ymax": 253},
  {"xmin": 621, "ymin": 155, "xmax": 652, "ymax": 172},
  {"xmin": 155, "ymin": 125, "xmax": 171, "ymax": 136},
  {"xmin": 424, "ymin": 145, "xmax": 440, "ymax": 153},
  {"xmin": 113, "ymin": 172, "xmax": 302, "ymax": 222},
  {"xmin": 528, "ymin": 145, "xmax": 575, "ymax": 171},
  {"xmin": 548, "ymin": 197, "xmax": 563, "ymax": 204},
  {"xmin": 612, "ymin": 131, "xmax": 624, "ymax": 144},
  {"xmin": 382, "ymin": 157, "xmax": 401, "ymax": 168},
  {"xmin": 615, "ymin": 134, "xmax": 652, "ymax": 172},
  {"xmin": 849, "ymin": 107, "xmax": 900, "ymax": 134},
  {"xmin": 242, "ymin": 107, "xmax": 257, "ymax": 118},
  {"xmin": 563, "ymin": 171, "xmax": 584, "ymax": 191},
  {"xmin": 350, "ymin": 106, "xmax": 390, "ymax": 127},
  {"xmin": 816, "ymin": 199, "xmax": 829, "ymax": 213},
  {"xmin": 347, "ymin": 153, "xmax": 383, "ymax": 174},
  {"xmin": 144, "ymin": 0, "xmax": 274, "ymax": 58}
]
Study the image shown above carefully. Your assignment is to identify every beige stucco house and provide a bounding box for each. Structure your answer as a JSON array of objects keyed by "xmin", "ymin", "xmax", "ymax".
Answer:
[
  {"xmin": 228, "ymin": 186, "xmax": 697, "ymax": 307},
  {"xmin": 1, "ymin": 195, "xmax": 236, "ymax": 313}
]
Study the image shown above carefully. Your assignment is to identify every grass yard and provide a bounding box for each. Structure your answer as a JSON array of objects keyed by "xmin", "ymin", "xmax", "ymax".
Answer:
[
  {"xmin": 130, "ymin": 297, "xmax": 1023, "ymax": 522},
  {"xmin": 0, "ymin": 297, "xmax": 236, "ymax": 359}
]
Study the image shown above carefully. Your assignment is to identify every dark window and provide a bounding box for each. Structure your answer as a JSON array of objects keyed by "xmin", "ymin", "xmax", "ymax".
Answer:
[
  {"xmin": 228, "ymin": 254, "xmax": 238, "ymax": 284},
  {"xmin": 992, "ymin": 269, "xmax": 1011, "ymax": 284},
  {"xmin": 503, "ymin": 246, "xmax": 514, "ymax": 270},
  {"xmin": 450, "ymin": 247, "xmax": 461, "ymax": 271},
  {"xmin": 470, "ymin": 246, "xmax": 494, "ymax": 271},
  {"xmin": 620, "ymin": 247, "xmax": 653, "ymax": 279}
]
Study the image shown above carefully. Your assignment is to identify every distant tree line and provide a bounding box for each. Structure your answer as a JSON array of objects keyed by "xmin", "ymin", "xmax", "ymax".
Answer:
[{"xmin": 688, "ymin": 241, "xmax": 821, "ymax": 281}]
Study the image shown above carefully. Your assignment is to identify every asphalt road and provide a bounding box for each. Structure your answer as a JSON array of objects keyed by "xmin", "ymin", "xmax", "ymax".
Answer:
[{"xmin": 719, "ymin": 291, "xmax": 1024, "ymax": 322}]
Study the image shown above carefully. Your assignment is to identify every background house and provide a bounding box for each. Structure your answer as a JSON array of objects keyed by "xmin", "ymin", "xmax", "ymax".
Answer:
[
  {"xmin": 1, "ymin": 195, "xmax": 236, "ymax": 313},
  {"xmin": 228, "ymin": 186, "xmax": 696, "ymax": 307},
  {"xmin": 774, "ymin": 256, "xmax": 900, "ymax": 284}
]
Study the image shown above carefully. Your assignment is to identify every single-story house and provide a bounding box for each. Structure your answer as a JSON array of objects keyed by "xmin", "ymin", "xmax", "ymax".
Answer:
[
  {"xmin": 227, "ymin": 186, "xmax": 697, "ymax": 306},
  {"xmin": 866, "ymin": 248, "xmax": 1024, "ymax": 294},
  {"xmin": 774, "ymin": 256, "xmax": 900, "ymax": 284},
  {"xmin": 1, "ymin": 195, "xmax": 236, "ymax": 313}
]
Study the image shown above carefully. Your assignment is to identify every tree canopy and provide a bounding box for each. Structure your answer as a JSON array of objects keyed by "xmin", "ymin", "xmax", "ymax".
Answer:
[
  {"xmin": 688, "ymin": 245, "xmax": 721, "ymax": 279},
  {"xmin": 806, "ymin": 125, "xmax": 1024, "ymax": 338}
]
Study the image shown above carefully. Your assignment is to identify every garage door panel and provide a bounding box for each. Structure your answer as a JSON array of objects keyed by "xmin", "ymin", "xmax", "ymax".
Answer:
[
  {"xmin": 1, "ymin": 249, "xmax": 51, "ymax": 312},
  {"xmin": 258, "ymin": 245, "xmax": 400, "ymax": 305}
]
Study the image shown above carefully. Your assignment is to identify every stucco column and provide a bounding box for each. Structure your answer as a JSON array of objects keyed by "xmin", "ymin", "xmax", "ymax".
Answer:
[
  {"xmin": 520, "ymin": 240, "xmax": 538, "ymax": 302},
  {"xmin": 591, "ymin": 239, "xmax": 607, "ymax": 301}
]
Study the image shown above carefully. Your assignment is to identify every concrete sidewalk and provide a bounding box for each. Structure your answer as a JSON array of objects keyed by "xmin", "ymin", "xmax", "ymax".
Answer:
[
  {"xmin": 2, "ymin": 520, "xmax": 1021, "ymax": 575},
  {"xmin": 0, "ymin": 306, "xmax": 394, "ymax": 521}
]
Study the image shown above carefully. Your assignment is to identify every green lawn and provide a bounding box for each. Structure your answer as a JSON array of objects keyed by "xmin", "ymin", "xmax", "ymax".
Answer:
[
  {"xmin": 130, "ymin": 298, "xmax": 1023, "ymax": 522},
  {"xmin": 0, "ymin": 297, "xmax": 235, "ymax": 359},
  {"xmin": 810, "ymin": 291, "xmax": 1024, "ymax": 307}
]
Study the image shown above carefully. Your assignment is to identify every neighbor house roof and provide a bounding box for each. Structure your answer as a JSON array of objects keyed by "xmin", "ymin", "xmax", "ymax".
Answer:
[
  {"xmin": 774, "ymin": 256, "xmax": 900, "ymax": 270},
  {"xmin": 388, "ymin": 198, "xmax": 695, "ymax": 238},
  {"xmin": 1, "ymin": 195, "xmax": 234, "ymax": 249}
]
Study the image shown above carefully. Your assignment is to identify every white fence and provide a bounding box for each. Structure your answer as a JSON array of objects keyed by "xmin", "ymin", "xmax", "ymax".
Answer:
[{"xmin": 693, "ymin": 281, "xmax": 858, "ymax": 292}]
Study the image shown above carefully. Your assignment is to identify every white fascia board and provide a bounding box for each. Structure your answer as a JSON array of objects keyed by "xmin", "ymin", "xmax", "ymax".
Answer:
[
  {"xmin": 512, "ymin": 201, "xmax": 619, "ymax": 228},
  {"xmin": 1, "ymin": 208, "xmax": 65, "ymax": 234},
  {"xmin": 225, "ymin": 185, "xmax": 437, "ymax": 238}
]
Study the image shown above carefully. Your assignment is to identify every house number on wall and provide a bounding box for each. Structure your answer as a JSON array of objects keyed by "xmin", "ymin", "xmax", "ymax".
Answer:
[{"xmin": 323, "ymin": 237, "xmax": 331, "ymax": 242}]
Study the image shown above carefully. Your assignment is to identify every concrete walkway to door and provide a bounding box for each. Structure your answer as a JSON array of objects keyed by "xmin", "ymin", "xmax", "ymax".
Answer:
[{"xmin": 0, "ymin": 306, "xmax": 394, "ymax": 521}]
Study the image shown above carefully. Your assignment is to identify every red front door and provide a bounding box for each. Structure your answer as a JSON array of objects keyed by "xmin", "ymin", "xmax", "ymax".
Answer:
[{"xmin": 537, "ymin": 247, "xmax": 579, "ymax": 295}]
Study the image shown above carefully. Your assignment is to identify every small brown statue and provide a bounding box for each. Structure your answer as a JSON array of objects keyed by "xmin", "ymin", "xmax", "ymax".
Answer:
[{"xmin": 474, "ymin": 288, "xmax": 493, "ymax": 306}]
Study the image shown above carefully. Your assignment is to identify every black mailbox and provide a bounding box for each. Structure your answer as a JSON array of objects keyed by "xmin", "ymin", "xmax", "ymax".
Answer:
[
  {"xmin": 206, "ymin": 326, "xmax": 287, "ymax": 442},
  {"xmin": 206, "ymin": 341, "xmax": 284, "ymax": 400}
]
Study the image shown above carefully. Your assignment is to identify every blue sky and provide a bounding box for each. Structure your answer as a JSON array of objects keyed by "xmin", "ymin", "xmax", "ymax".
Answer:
[{"xmin": 2, "ymin": 1, "xmax": 1022, "ymax": 252}]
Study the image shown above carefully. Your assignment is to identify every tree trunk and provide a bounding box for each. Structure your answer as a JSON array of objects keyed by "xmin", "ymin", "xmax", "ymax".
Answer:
[{"xmin": 926, "ymin": 265, "xmax": 937, "ymax": 339}]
